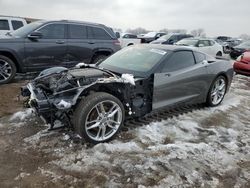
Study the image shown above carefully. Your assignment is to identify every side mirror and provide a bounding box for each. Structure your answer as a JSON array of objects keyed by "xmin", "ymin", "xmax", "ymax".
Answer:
[
  {"xmin": 115, "ymin": 32, "xmax": 120, "ymax": 39},
  {"xmin": 28, "ymin": 31, "xmax": 43, "ymax": 39},
  {"xmin": 198, "ymin": 43, "xmax": 205, "ymax": 47}
]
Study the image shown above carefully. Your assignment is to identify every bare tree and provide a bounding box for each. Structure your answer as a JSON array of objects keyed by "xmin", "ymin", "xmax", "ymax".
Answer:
[
  {"xmin": 113, "ymin": 28, "xmax": 123, "ymax": 33},
  {"xmin": 168, "ymin": 29, "xmax": 187, "ymax": 34},
  {"xmin": 239, "ymin": 34, "xmax": 250, "ymax": 40},
  {"xmin": 159, "ymin": 28, "xmax": 169, "ymax": 34},
  {"xmin": 190, "ymin": 28, "xmax": 206, "ymax": 37},
  {"xmin": 126, "ymin": 27, "xmax": 150, "ymax": 35}
]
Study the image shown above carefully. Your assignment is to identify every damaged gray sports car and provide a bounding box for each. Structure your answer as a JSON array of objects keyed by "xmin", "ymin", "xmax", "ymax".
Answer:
[{"xmin": 21, "ymin": 45, "xmax": 234, "ymax": 143}]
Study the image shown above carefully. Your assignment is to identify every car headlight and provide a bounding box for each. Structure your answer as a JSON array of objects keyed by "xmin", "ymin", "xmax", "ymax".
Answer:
[{"xmin": 236, "ymin": 55, "xmax": 243, "ymax": 61}]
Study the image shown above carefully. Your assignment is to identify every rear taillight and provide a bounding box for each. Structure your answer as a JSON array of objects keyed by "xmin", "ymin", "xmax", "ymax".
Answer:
[{"xmin": 113, "ymin": 39, "xmax": 121, "ymax": 46}]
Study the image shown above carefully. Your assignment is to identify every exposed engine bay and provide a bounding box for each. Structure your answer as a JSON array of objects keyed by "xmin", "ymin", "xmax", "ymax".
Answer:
[{"xmin": 21, "ymin": 64, "xmax": 153, "ymax": 129}]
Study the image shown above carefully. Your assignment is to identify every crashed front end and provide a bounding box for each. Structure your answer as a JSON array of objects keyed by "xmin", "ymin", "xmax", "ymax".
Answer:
[{"xmin": 21, "ymin": 65, "xmax": 151, "ymax": 129}]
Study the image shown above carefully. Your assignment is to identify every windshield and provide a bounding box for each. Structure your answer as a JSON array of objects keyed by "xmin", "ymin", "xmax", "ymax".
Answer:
[
  {"xmin": 237, "ymin": 41, "xmax": 250, "ymax": 48},
  {"xmin": 11, "ymin": 21, "xmax": 44, "ymax": 37},
  {"xmin": 99, "ymin": 46, "xmax": 167, "ymax": 77},
  {"xmin": 157, "ymin": 34, "xmax": 172, "ymax": 41},
  {"xmin": 176, "ymin": 38, "xmax": 198, "ymax": 46},
  {"xmin": 144, "ymin": 32, "xmax": 156, "ymax": 37}
]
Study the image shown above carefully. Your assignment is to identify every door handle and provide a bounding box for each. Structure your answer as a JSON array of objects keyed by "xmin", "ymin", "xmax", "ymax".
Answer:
[
  {"xmin": 56, "ymin": 40, "xmax": 65, "ymax": 44},
  {"xmin": 88, "ymin": 42, "xmax": 95, "ymax": 44},
  {"xmin": 165, "ymin": 73, "xmax": 171, "ymax": 77}
]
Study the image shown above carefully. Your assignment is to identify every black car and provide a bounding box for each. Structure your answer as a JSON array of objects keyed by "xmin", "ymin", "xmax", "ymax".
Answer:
[
  {"xmin": 216, "ymin": 36, "xmax": 232, "ymax": 43},
  {"xmin": 0, "ymin": 20, "xmax": 121, "ymax": 84},
  {"xmin": 230, "ymin": 41, "xmax": 250, "ymax": 59},
  {"xmin": 150, "ymin": 33, "xmax": 193, "ymax": 45},
  {"xmin": 138, "ymin": 32, "xmax": 166, "ymax": 43}
]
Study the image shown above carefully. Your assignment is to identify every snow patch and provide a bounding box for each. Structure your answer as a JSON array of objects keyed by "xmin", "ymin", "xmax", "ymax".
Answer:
[
  {"xmin": 121, "ymin": 74, "xmax": 135, "ymax": 85},
  {"xmin": 10, "ymin": 108, "xmax": 34, "ymax": 121},
  {"xmin": 57, "ymin": 100, "xmax": 72, "ymax": 109}
]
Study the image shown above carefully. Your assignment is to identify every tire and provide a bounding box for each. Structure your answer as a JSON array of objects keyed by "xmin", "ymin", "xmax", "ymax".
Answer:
[
  {"xmin": 0, "ymin": 55, "xmax": 16, "ymax": 84},
  {"xmin": 216, "ymin": 51, "xmax": 222, "ymax": 57},
  {"xmin": 206, "ymin": 75, "xmax": 227, "ymax": 107},
  {"xmin": 91, "ymin": 55, "xmax": 107, "ymax": 64},
  {"xmin": 74, "ymin": 92, "xmax": 125, "ymax": 144}
]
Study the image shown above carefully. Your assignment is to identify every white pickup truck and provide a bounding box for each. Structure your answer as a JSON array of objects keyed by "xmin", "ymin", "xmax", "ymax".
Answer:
[
  {"xmin": 117, "ymin": 33, "xmax": 141, "ymax": 48},
  {"xmin": 0, "ymin": 16, "xmax": 27, "ymax": 37}
]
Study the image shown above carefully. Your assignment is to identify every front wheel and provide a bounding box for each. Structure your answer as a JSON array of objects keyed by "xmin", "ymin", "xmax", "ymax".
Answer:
[
  {"xmin": 74, "ymin": 92, "xmax": 125, "ymax": 144},
  {"xmin": 216, "ymin": 51, "xmax": 222, "ymax": 57},
  {"xmin": 207, "ymin": 76, "xmax": 227, "ymax": 107},
  {"xmin": 0, "ymin": 55, "xmax": 16, "ymax": 84}
]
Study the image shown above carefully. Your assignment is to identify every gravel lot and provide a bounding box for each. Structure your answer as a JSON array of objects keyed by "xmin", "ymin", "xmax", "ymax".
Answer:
[{"xmin": 0, "ymin": 74, "xmax": 249, "ymax": 188}]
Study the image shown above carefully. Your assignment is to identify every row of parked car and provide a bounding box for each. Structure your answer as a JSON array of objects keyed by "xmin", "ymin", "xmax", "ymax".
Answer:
[{"xmin": 0, "ymin": 17, "xmax": 249, "ymax": 84}]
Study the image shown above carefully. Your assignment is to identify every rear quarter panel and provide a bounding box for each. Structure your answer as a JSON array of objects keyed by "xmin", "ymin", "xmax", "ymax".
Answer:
[{"xmin": 206, "ymin": 60, "xmax": 234, "ymax": 92}]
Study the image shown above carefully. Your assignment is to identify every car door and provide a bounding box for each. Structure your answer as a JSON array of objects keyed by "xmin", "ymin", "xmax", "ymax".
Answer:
[
  {"xmin": 197, "ymin": 40, "xmax": 212, "ymax": 55},
  {"xmin": 24, "ymin": 23, "xmax": 67, "ymax": 71},
  {"xmin": 66, "ymin": 24, "xmax": 94, "ymax": 65},
  {"xmin": 153, "ymin": 50, "xmax": 209, "ymax": 110}
]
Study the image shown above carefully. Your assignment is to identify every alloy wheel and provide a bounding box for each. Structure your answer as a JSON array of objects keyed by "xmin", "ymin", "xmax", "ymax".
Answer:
[
  {"xmin": 210, "ymin": 78, "xmax": 226, "ymax": 105},
  {"xmin": 0, "ymin": 59, "xmax": 12, "ymax": 82},
  {"xmin": 85, "ymin": 100, "xmax": 123, "ymax": 142}
]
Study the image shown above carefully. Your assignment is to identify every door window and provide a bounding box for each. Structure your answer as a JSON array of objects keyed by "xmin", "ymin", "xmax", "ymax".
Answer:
[
  {"xmin": 198, "ymin": 40, "xmax": 210, "ymax": 47},
  {"xmin": 11, "ymin": 20, "xmax": 24, "ymax": 30},
  {"xmin": 87, "ymin": 26, "xmax": 111, "ymax": 40},
  {"xmin": 209, "ymin": 40, "xmax": 215, "ymax": 46},
  {"xmin": 194, "ymin": 52, "xmax": 206, "ymax": 63},
  {"xmin": 69, "ymin": 24, "xmax": 87, "ymax": 39},
  {"xmin": 0, "ymin": 20, "xmax": 9, "ymax": 30},
  {"xmin": 163, "ymin": 51, "xmax": 195, "ymax": 72},
  {"xmin": 38, "ymin": 24, "xmax": 65, "ymax": 39}
]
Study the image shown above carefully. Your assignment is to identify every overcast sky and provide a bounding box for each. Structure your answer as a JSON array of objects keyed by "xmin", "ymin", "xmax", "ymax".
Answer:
[{"xmin": 0, "ymin": 0, "xmax": 249, "ymax": 37}]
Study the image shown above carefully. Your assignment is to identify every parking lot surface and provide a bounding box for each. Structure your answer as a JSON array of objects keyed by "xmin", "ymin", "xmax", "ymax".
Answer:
[{"xmin": 0, "ymin": 74, "xmax": 249, "ymax": 187}]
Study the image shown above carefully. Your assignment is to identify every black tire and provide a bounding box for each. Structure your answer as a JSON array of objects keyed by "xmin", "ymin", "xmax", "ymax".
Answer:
[
  {"xmin": 0, "ymin": 55, "xmax": 16, "ymax": 84},
  {"xmin": 206, "ymin": 75, "xmax": 227, "ymax": 107},
  {"xmin": 74, "ymin": 92, "xmax": 125, "ymax": 144},
  {"xmin": 91, "ymin": 55, "xmax": 107, "ymax": 64},
  {"xmin": 216, "ymin": 51, "xmax": 222, "ymax": 57}
]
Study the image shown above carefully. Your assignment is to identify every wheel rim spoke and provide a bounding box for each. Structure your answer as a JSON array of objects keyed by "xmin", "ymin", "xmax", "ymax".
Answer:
[
  {"xmin": 86, "ymin": 121, "xmax": 100, "ymax": 130},
  {"xmin": 101, "ymin": 126, "xmax": 106, "ymax": 139},
  {"xmin": 108, "ymin": 106, "xmax": 119, "ymax": 118}
]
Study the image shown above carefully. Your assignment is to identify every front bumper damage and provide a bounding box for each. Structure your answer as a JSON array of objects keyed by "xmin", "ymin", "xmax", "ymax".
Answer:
[
  {"xmin": 21, "ymin": 77, "xmax": 141, "ymax": 130},
  {"xmin": 21, "ymin": 83, "xmax": 73, "ymax": 129}
]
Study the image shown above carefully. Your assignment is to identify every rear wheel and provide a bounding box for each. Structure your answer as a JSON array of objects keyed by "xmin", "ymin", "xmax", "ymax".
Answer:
[
  {"xmin": 207, "ymin": 76, "xmax": 227, "ymax": 107},
  {"xmin": 0, "ymin": 55, "xmax": 16, "ymax": 84},
  {"xmin": 216, "ymin": 51, "xmax": 222, "ymax": 57},
  {"xmin": 92, "ymin": 55, "xmax": 108, "ymax": 64},
  {"xmin": 74, "ymin": 92, "xmax": 125, "ymax": 144}
]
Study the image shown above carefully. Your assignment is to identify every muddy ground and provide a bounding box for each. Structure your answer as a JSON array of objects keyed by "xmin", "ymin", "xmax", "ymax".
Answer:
[{"xmin": 0, "ymin": 74, "xmax": 250, "ymax": 188}]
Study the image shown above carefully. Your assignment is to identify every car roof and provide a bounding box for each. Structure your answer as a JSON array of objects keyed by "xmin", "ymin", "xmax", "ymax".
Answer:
[
  {"xmin": 138, "ymin": 44, "xmax": 197, "ymax": 52},
  {"xmin": 40, "ymin": 19, "xmax": 106, "ymax": 27}
]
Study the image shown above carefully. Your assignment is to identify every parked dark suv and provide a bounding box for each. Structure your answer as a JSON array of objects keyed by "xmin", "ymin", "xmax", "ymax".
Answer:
[{"xmin": 0, "ymin": 20, "xmax": 121, "ymax": 84}]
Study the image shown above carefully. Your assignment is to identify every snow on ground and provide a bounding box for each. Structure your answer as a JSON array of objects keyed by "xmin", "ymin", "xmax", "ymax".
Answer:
[
  {"xmin": 10, "ymin": 108, "xmax": 34, "ymax": 121},
  {"xmin": 10, "ymin": 74, "xmax": 250, "ymax": 187}
]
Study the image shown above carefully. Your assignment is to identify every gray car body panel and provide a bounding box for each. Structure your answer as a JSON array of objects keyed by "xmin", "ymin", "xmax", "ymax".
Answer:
[{"xmin": 153, "ymin": 49, "xmax": 233, "ymax": 110}]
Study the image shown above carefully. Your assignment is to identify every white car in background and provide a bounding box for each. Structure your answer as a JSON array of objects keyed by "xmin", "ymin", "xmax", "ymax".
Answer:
[
  {"xmin": 0, "ymin": 16, "xmax": 27, "ymax": 37},
  {"xmin": 176, "ymin": 38, "xmax": 224, "ymax": 57},
  {"xmin": 117, "ymin": 33, "xmax": 141, "ymax": 48}
]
